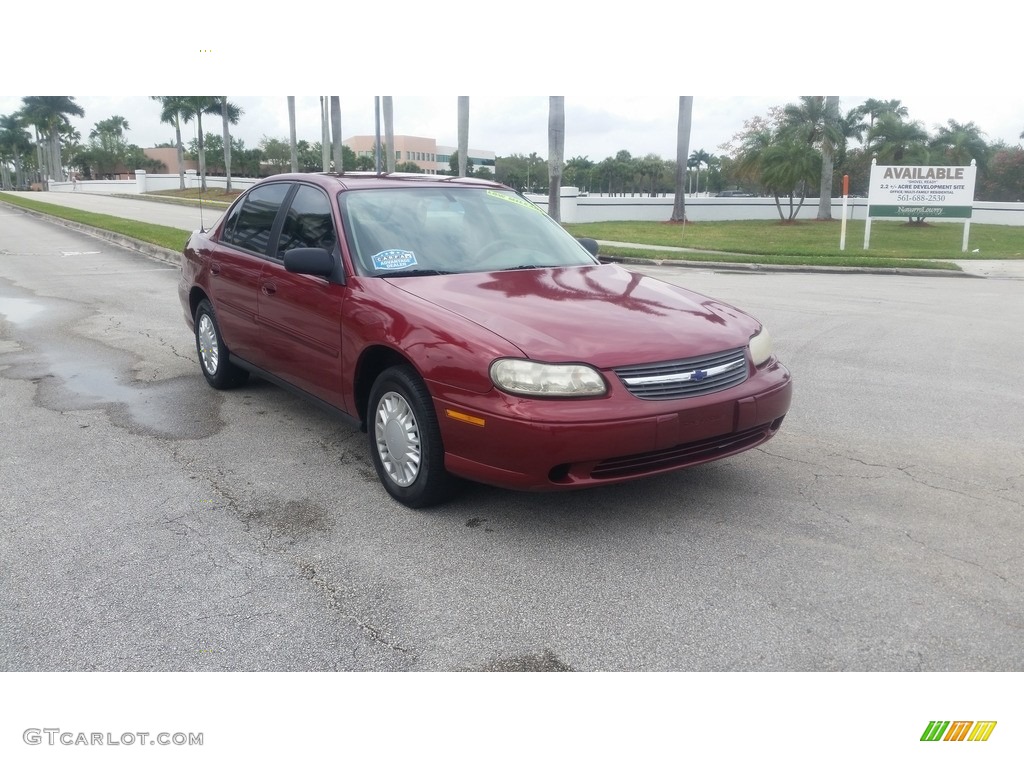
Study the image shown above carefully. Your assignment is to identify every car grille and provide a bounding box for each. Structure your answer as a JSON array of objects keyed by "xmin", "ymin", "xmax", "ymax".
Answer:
[
  {"xmin": 589, "ymin": 423, "xmax": 771, "ymax": 480},
  {"xmin": 613, "ymin": 348, "xmax": 749, "ymax": 400}
]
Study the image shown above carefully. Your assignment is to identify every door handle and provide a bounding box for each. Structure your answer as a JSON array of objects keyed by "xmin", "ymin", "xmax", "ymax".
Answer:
[
  {"xmin": 210, "ymin": 261, "xmax": 221, "ymax": 276},
  {"xmin": 261, "ymin": 281, "xmax": 277, "ymax": 296}
]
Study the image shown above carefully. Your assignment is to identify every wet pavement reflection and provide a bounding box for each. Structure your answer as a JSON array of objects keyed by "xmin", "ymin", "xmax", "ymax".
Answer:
[{"xmin": 0, "ymin": 282, "xmax": 223, "ymax": 440}]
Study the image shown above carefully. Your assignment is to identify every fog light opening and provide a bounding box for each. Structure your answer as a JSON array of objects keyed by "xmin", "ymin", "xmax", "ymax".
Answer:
[
  {"xmin": 548, "ymin": 464, "xmax": 571, "ymax": 483},
  {"xmin": 770, "ymin": 416, "xmax": 786, "ymax": 431}
]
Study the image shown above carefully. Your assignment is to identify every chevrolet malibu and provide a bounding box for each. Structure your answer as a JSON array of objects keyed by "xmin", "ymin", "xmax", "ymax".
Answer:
[{"xmin": 178, "ymin": 173, "xmax": 792, "ymax": 508}]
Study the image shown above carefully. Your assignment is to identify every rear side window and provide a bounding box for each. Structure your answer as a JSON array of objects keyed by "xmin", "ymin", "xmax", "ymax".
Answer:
[
  {"xmin": 221, "ymin": 183, "xmax": 291, "ymax": 256},
  {"xmin": 275, "ymin": 185, "xmax": 337, "ymax": 259}
]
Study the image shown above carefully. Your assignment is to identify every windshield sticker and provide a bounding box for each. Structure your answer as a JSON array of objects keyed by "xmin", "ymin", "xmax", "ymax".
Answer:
[
  {"xmin": 486, "ymin": 190, "xmax": 542, "ymax": 212},
  {"xmin": 372, "ymin": 249, "xmax": 418, "ymax": 270}
]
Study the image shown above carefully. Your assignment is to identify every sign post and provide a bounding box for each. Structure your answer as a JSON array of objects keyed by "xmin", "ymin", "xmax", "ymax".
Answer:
[
  {"xmin": 864, "ymin": 159, "xmax": 977, "ymax": 250},
  {"xmin": 839, "ymin": 174, "xmax": 850, "ymax": 251}
]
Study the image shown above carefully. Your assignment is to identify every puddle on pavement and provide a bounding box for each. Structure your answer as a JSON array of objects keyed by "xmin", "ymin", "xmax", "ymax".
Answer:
[
  {"xmin": 0, "ymin": 285, "xmax": 223, "ymax": 440},
  {"xmin": 37, "ymin": 350, "xmax": 224, "ymax": 439},
  {"xmin": 0, "ymin": 297, "xmax": 46, "ymax": 325}
]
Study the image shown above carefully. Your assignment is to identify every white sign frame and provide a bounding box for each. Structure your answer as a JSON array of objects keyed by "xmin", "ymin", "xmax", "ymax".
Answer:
[{"xmin": 864, "ymin": 159, "xmax": 977, "ymax": 251}]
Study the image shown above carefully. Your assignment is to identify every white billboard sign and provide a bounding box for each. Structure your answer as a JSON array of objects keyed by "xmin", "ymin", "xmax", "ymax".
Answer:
[{"xmin": 864, "ymin": 160, "xmax": 978, "ymax": 250}]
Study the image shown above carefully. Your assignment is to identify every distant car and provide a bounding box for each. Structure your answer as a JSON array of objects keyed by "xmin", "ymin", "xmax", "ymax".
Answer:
[
  {"xmin": 715, "ymin": 190, "xmax": 757, "ymax": 197},
  {"xmin": 178, "ymin": 173, "xmax": 792, "ymax": 508}
]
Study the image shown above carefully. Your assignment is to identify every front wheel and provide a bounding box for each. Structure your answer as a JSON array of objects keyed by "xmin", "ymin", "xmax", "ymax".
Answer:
[
  {"xmin": 194, "ymin": 299, "xmax": 249, "ymax": 390},
  {"xmin": 368, "ymin": 366, "xmax": 459, "ymax": 508}
]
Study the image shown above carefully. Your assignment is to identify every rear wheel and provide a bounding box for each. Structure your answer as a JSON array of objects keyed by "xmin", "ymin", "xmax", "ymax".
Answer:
[
  {"xmin": 368, "ymin": 365, "xmax": 459, "ymax": 508},
  {"xmin": 194, "ymin": 299, "xmax": 249, "ymax": 389}
]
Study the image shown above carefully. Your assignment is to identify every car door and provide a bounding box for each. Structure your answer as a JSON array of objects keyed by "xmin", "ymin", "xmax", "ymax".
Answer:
[
  {"xmin": 209, "ymin": 181, "xmax": 292, "ymax": 363},
  {"xmin": 256, "ymin": 183, "xmax": 347, "ymax": 409}
]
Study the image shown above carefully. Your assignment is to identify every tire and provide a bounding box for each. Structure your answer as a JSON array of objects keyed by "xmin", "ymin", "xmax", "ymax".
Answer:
[
  {"xmin": 368, "ymin": 365, "xmax": 459, "ymax": 508},
  {"xmin": 194, "ymin": 299, "xmax": 249, "ymax": 390}
]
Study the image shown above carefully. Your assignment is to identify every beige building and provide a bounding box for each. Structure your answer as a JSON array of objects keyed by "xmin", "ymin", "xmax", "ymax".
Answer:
[
  {"xmin": 344, "ymin": 134, "xmax": 495, "ymax": 175},
  {"xmin": 143, "ymin": 147, "xmax": 198, "ymax": 175}
]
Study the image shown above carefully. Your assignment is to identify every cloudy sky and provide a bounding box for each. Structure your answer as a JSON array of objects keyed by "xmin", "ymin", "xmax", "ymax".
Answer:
[
  {"xmin": 4, "ymin": 93, "xmax": 1021, "ymax": 166},
  {"xmin": 4, "ymin": 3, "xmax": 1020, "ymax": 162}
]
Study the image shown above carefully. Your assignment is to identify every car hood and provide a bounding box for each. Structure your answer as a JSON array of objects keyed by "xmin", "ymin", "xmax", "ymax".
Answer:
[{"xmin": 385, "ymin": 264, "xmax": 759, "ymax": 368}]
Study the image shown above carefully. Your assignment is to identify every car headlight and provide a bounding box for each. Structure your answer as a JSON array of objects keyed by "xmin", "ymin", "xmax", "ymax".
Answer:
[
  {"xmin": 489, "ymin": 359, "xmax": 607, "ymax": 397},
  {"xmin": 748, "ymin": 327, "xmax": 773, "ymax": 367}
]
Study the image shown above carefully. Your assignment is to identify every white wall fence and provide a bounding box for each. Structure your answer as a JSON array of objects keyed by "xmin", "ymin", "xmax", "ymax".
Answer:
[
  {"xmin": 51, "ymin": 170, "xmax": 259, "ymax": 196},
  {"xmin": 46, "ymin": 175, "xmax": 1024, "ymax": 227},
  {"xmin": 525, "ymin": 189, "xmax": 1024, "ymax": 226}
]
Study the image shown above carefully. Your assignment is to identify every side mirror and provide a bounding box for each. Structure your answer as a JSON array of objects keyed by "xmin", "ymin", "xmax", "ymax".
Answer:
[
  {"xmin": 284, "ymin": 247, "xmax": 334, "ymax": 277},
  {"xmin": 577, "ymin": 237, "xmax": 599, "ymax": 257}
]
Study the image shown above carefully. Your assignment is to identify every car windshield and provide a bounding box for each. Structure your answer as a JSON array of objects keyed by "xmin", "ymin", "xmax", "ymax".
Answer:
[{"xmin": 339, "ymin": 187, "xmax": 598, "ymax": 276}]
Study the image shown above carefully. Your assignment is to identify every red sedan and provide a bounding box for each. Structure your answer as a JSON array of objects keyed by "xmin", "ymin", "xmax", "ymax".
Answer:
[{"xmin": 178, "ymin": 173, "xmax": 792, "ymax": 507}]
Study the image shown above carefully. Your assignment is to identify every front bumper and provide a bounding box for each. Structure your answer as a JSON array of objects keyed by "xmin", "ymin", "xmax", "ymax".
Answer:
[{"xmin": 434, "ymin": 359, "xmax": 793, "ymax": 491}]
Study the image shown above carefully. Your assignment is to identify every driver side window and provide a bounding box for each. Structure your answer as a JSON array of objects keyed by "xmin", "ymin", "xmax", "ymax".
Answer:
[
  {"xmin": 275, "ymin": 185, "xmax": 337, "ymax": 259},
  {"xmin": 221, "ymin": 183, "xmax": 291, "ymax": 256}
]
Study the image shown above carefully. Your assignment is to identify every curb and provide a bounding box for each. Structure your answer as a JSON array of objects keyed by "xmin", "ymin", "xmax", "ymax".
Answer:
[{"xmin": 600, "ymin": 254, "xmax": 980, "ymax": 278}]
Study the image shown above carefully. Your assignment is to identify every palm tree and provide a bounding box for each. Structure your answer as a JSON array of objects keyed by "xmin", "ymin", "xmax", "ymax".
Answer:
[
  {"xmin": 548, "ymin": 97, "xmax": 565, "ymax": 221},
  {"xmin": 85, "ymin": 115, "xmax": 131, "ymax": 177},
  {"xmin": 457, "ymin": 97, "xmax": 469, "ymax": 177},
  {"xmin": 671, "ymin": 96, "xmax": 693, "ymax": 222},
  {"xmin": 930, "ymin": 119, "xmax": 988, "ymax": 169},
  {"xmin": 869, "ymin": 113, "xmax": 930, "ymax": 163},
  {"xmin": 383, "ymin": 97, "xmax": 395, "ymax": 173},
  {"xmin": 564, "ymin": 155, "xmax": 593, "ymax": 192},
  {"xmin": 835, "ymin": 106, "xmax": 869, "ymax": 172},
  {"xmin": 781, "ymin": 96, "xmax": 843, "ymax": 219},
  {"xmin": 525, "ymin": 151, "xmax": 544, "ymax": 193},
  {"xmin": 860, "ymin": 98, "xmax": 909, "ymax": 131},
  {"xmin": 152, "ymin": 96, "xmax": 190, "ymax": 190},
  {"xmin": 638, "ymin": 153, "xmax": 665, "ymax": 196},
  {"xmin": 330, "ymin": 97, "xmax": 342, "ymax": 172},
  {"xmin": 760, "ymin": 138, "xmax": 821, "ymax": 221},
  {"xmin": 0, "ymin": 144, "xmax": 13, "ymax": 189},
  {"xmin": 688, "ymin": 149, "xmax": 711, "ymax": 195},
  {"xmin": 93, "ymin": 115, "xmax": 129, "ymax": 137},
  {"xmin": 815, "ymin": 97, "xmax": 842, "ymax": 218},
  {"xmin": 20, "ymin": 96, "xmax": 85, "ymax": 185},
  {"xmin": 320, "ymin": 97, "xmax": 330, "ymax": 172},
  {"xmin": 179, "ymin": 97, "xmax": 223, "ymax": 191},
  {"xmin": 732, "ymin": 122, "xmax": 775, "ymax": 192},
  {"xmin": 882, "ymin": 99, "xmax": 909, "ymax": 118},
  {"xmin": 0, "ymin": 112, "xmax": 32, "ymax": 188},
  {"xmin": 220, "ymin": 97, "xmax": 243, "ymax": 192},
  {"xmin": 838, "ymin": 107, "xmax": 868, "ymax": 148},
  {"xmin": 288, "ymin": 97, "xmax": 298, "ymax": 172}
]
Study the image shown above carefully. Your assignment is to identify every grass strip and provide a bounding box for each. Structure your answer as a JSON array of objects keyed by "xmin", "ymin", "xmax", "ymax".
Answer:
[
  {"xmin": 0, "ymin": 192, "xmax": 191, "ymax": 252},
  {"xmin": 564, "ymin": 219, "xmax": 1024, "ymax": 261}
]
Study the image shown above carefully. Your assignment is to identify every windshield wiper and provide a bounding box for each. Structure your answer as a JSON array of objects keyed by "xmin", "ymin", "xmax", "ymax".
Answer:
[{"xmin": 379, "ymin": 269, "xmax": 454, "ymax": 277}]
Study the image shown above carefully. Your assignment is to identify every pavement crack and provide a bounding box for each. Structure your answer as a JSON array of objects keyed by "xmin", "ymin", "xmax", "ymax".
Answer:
[
  {"xmin": 160, "ymin": 511, "xmax": 203, "ymax": 538},
  {"xmin": 298, "ymin": 561, "xmax": 415, "ymax": 657},
  {"xmin": 754, "ymin": 446, "xmax": 831, "ymax": 469},
  {"xmin": 894, "ymin": 464, "xmax": 1022, "ymax": 509},
  {"xmin": 902, "ymin": 531, "xmax": 1015, "ymax": 586}
]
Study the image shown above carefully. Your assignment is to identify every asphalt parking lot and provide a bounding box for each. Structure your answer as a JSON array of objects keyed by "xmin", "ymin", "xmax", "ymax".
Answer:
[{"xmin": 1, "ymin": 196, "xmax": 1021, "ymax": 672}]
